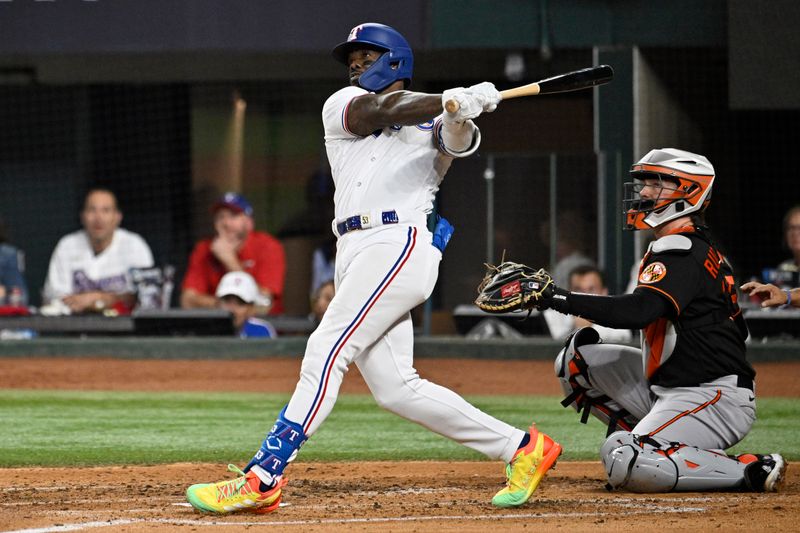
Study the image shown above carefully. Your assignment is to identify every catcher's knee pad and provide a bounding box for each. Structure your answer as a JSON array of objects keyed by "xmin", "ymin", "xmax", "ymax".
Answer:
[
  {"xmin": 555, "ymin": 328, "xmax": 637, "ymax": 436},
  {"xmin": 601, "ymin": 432, "xmax": 678, "ymax": 492},
  {"xmin": 245, "ymin": 406, "xmax": 308, "ymax": 484}
]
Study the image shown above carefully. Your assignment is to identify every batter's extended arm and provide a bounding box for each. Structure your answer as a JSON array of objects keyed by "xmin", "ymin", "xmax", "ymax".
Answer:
[{"xmin": 346, "ymin": 91, "xmax": 442, "ymax": 136}]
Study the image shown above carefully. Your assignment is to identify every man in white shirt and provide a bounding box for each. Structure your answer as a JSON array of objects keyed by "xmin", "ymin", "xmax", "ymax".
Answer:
[
  {"xmin": 42, "ymin": 188, "xmax": 154, "ymax": 314},
  {"xmin": 544, "ymin": 265, "xmax": 633, "ymax": 343}
]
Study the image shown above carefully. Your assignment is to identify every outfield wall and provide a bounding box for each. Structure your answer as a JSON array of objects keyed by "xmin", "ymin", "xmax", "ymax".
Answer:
[{"xmin": 0, "ymin": 336, "xmax": 797, "ymax": 362}]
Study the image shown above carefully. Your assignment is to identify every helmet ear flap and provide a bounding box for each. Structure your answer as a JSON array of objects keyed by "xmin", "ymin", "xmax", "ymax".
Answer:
[{"xmin": 357, "ymin": 51, "xmax": 411, "ymax": 91}]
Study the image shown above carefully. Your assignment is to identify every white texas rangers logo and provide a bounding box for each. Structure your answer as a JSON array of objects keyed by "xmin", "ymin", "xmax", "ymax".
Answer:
[{"xmin": 348, "ymin": 25, "xmax": 364, "ymax": 41}]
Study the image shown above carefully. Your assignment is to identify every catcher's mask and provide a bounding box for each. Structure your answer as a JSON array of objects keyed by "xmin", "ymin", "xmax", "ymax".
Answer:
[
  {"xmin": 331, "ymin": 22, "xmax": 413, "ymax": 92},
  {"xmin": 623, "ymin": 148, "xmax": 714, "ymax": 231}
]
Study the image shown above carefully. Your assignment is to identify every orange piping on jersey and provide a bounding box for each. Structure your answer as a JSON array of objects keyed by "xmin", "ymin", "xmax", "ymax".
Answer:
[
  {"xmin": 588, "ymin": 403, "xmax": 634, "ymax": 432},
  {"xmin": 646, "ymin": 389, "xmax": 722, "ymax": 437},
  {"xmin": 644, "ymin": 318, "xmax": 668, "ymax": 378},
  {"xmin": 636, "ymin": 284, "xmax": 681, "ymax": 315}
]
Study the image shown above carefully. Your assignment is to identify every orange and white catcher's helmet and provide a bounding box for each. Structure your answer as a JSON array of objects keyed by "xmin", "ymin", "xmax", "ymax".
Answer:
[{"xmin": 623, "ymin": 148, "xmax": 715, "ymax": 231}]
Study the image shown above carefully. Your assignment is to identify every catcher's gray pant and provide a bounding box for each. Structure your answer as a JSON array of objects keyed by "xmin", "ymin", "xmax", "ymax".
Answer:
[
  {"xmin": 555, "ymin": 327, "xmax": 756, "ymax": 491},
  {"xmin": 283, "ymin": 224, "xmax": 524, "ymax": 464}
]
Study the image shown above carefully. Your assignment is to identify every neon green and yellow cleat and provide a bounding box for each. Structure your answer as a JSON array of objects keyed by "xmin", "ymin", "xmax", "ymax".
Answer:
[
  {"xmin": 186, "ymin": 464, "xmax": 285, "ymax": 514},
  {"xmin": 492, "ymin": 425, "xmax": 562, "ymax": 507}
]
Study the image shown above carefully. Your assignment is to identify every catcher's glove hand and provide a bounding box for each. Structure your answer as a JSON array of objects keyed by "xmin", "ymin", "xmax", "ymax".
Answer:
[{"xmin": 474, "ymin": 261, "xmax": 556, "ymax": 313}]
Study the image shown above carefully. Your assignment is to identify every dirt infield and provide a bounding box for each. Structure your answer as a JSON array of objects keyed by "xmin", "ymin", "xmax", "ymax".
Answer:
[
  {"xmin": 1, "ymin": 357, "xmax": 798, "ymax": 532},
  {"xmin": 3, "ymin": 357, "xmax": 800, "ymax": 396}
]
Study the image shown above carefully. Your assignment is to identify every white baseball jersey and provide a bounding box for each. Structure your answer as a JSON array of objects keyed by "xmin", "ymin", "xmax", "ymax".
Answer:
[
  {"xmin": 322, "ymin": 85, "xmax": 479, "ymax": 227},
  {"xmin": 280, "ymin": 86, "xmax": 525, "ymax": 466},
  {"xmin": 43, "ymin": 228, "xmax": 154, "ymax": 303}
]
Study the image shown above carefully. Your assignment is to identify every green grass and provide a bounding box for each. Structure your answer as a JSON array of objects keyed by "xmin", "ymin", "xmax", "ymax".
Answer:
[{"xmin": 0, "ymin": 390, "xmax": 798, "ymax": 467}]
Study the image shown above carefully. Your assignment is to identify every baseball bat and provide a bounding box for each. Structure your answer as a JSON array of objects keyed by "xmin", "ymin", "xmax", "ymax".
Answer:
[{"xmin": 444, "ymin": 64, "xmax": 614, "ymax": 113}]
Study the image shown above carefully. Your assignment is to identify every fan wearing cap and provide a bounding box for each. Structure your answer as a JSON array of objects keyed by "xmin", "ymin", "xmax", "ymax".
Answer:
[
  {"xmin": 216, "ymin": 271, "xmax": 277, "ymax": 338},
  {"xmin": 181, "ymin": 192, "xmax": 286, "ymax": 314}
]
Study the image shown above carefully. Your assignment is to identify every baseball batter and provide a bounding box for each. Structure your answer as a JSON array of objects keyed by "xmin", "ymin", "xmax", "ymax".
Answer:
[
  {"xmin": 186, "ymin": 22, "xmax": 561, "ymax": 514},
  {"xmin": 533, "ymin": 148, "xmax": 786, "ymax": 492}
]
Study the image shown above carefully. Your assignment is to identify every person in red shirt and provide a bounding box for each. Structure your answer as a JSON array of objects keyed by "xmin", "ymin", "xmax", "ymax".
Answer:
[{"xmin": 181, "ymin": 192, "xmax": 286, "ymax": 314}]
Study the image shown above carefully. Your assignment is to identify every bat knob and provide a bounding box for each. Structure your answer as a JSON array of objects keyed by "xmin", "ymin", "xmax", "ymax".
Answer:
[{"xmin": 444, "ymin": 99, "xmax": 460, "ymax": 114}]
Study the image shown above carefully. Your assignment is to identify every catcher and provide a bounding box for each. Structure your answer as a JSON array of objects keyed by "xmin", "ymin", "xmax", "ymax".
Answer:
[{"xmin": 476, "ymin": 148, "xmax": 786, "ymax": 492}]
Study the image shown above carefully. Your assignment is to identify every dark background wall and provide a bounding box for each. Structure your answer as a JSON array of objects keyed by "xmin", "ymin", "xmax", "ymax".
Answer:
[{"xmin": 0, "ymin": 0, "xmax": 797, "ymax": 310}]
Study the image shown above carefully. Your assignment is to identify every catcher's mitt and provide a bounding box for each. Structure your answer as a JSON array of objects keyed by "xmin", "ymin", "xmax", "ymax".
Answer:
[{"xmin": 475, "ymin": 261, "xmax": 555, "ymax": 313}]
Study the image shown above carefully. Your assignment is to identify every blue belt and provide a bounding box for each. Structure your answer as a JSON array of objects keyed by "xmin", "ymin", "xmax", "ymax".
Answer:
[{"xmin": 336, "ymin": 210, "xmax": 399, "ymax": 236}]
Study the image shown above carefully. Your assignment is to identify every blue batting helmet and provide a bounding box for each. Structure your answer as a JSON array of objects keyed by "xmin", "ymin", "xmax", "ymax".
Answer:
[{"xmin": 331, "ymin": 23, "xmax": 413, "ymax": 92}]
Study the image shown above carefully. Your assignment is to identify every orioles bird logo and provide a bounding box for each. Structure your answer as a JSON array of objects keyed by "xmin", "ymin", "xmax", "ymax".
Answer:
[{"xmin": 639, "ymin": 262, "xmax": 667, "ymax": 284}]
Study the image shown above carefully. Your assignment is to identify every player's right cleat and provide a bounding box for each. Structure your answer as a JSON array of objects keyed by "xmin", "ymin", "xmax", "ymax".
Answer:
[
  {"xmin": 744, "ymin": 454, "xmax": 787, "ymax": 492},
  {"xmin": 492, "ymin": 424, "xmax": 562, "ymax": 507},
  {"xmin": 186, "ymin": 464, "xmax": 285, "ymax": 514}
]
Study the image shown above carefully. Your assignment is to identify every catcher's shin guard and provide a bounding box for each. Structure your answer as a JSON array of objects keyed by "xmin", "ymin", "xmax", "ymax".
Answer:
[
  {"xmin": 601, "ymin": 432, "xmax": 748, "ymax": 492},
  {"xmin": 245, "ymin": 406, "xmax": 308, "ymax": 486},
  {"xmin": 554, "ymin": 328, "xmax": 638, "ymax": 437}
]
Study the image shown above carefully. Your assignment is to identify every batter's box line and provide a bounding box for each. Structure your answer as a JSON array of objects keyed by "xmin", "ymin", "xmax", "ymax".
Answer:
[{"xmin": 2, "ymin": 507, "xmax": 708, "ymax": 532}]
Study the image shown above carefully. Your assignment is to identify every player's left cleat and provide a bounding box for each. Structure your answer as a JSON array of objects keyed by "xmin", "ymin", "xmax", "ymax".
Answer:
[
  {"xmin": 492, "ymin": 424, "xmax": 562, "ymax": 507},
  {"xmin": 744, "ymin": 453, "xmax": 787, "ymax": 492},
  {"xmin": 186, "ymin": 464, "xmax": 286, "ymax": 514}
]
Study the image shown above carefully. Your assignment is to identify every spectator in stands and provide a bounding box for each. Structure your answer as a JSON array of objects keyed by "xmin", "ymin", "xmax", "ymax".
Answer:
[
  {"xmin": 777, "ymin": 205, "xmax": 800, "ymax": 274},
  {"xmin": 0, "ymin": 218, "xmax": 28, "ymax": 307},
  {"xmin": 311, "ymin": 238, "xmax": 336, "ymax": 297},
  {"xmin": 310, "ymin": 279, "xmax": 335, "ymax": 323},
  {"xmin": 42, "ymin": 188, "xmax": 154, "ymax": 314},
  {"xmin": 216, "ymin": 271, "xmax": 276, "ymax": 338},
  {"xmin": 543, "ymin": 265, "xmax": 632, "ymax": 343},
  {"xmin": 542, "ymin": 210, "xmax": 596, "ymax": 287},
  {"xmin": 181, "ymin": 192, "xmax": 286, "ymax": 314},
  {"xmin": 741, "ymin": 281, "xmax": 800, "ymax": 309}
]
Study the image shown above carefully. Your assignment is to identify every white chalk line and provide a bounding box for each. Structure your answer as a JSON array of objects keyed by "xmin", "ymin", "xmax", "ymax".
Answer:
[
  {"xmin": 0, "ymin": 486, "xmax": 122, "ymax": 493},
  {"xmin": 2, "ymin": 504, "xmax": 707, "ymax": 533},
  {"xmin": 2, "ymin": 498, "xmax": 163, "ymax": 507}
]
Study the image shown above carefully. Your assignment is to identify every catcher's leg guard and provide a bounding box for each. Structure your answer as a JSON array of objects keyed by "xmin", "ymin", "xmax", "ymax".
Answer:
[
  {"xmin": 244, "ymin": 406, "xmax": 308, "ymax": 486},
  {"xmin": 601, "ymin": 431, "xmax": 748, "ymax": 492},
  {"xmin": 554, "ymin": 328, "xmax": 641, "ymax": 436}
]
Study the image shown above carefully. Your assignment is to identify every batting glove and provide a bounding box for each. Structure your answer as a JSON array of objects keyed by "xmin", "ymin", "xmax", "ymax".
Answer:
[
  {"xmin": 442, "ymin": 87, "xmax": 483, "ymax": 123},
  {"xmin": 467, "ymin": 82, "xmax": 502, "ymax": 112}
]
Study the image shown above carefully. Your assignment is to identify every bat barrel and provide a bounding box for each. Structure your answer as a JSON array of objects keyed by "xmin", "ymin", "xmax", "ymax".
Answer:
[{"xmin": 442, "ymin": 65, "xmax": 613, "ymax": 114}]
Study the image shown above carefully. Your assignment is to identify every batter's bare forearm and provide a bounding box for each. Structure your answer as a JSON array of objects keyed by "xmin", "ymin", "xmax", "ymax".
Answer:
[{"xmin": 347, "ymin": 91, "xmax": 441, "ymax": 135}]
